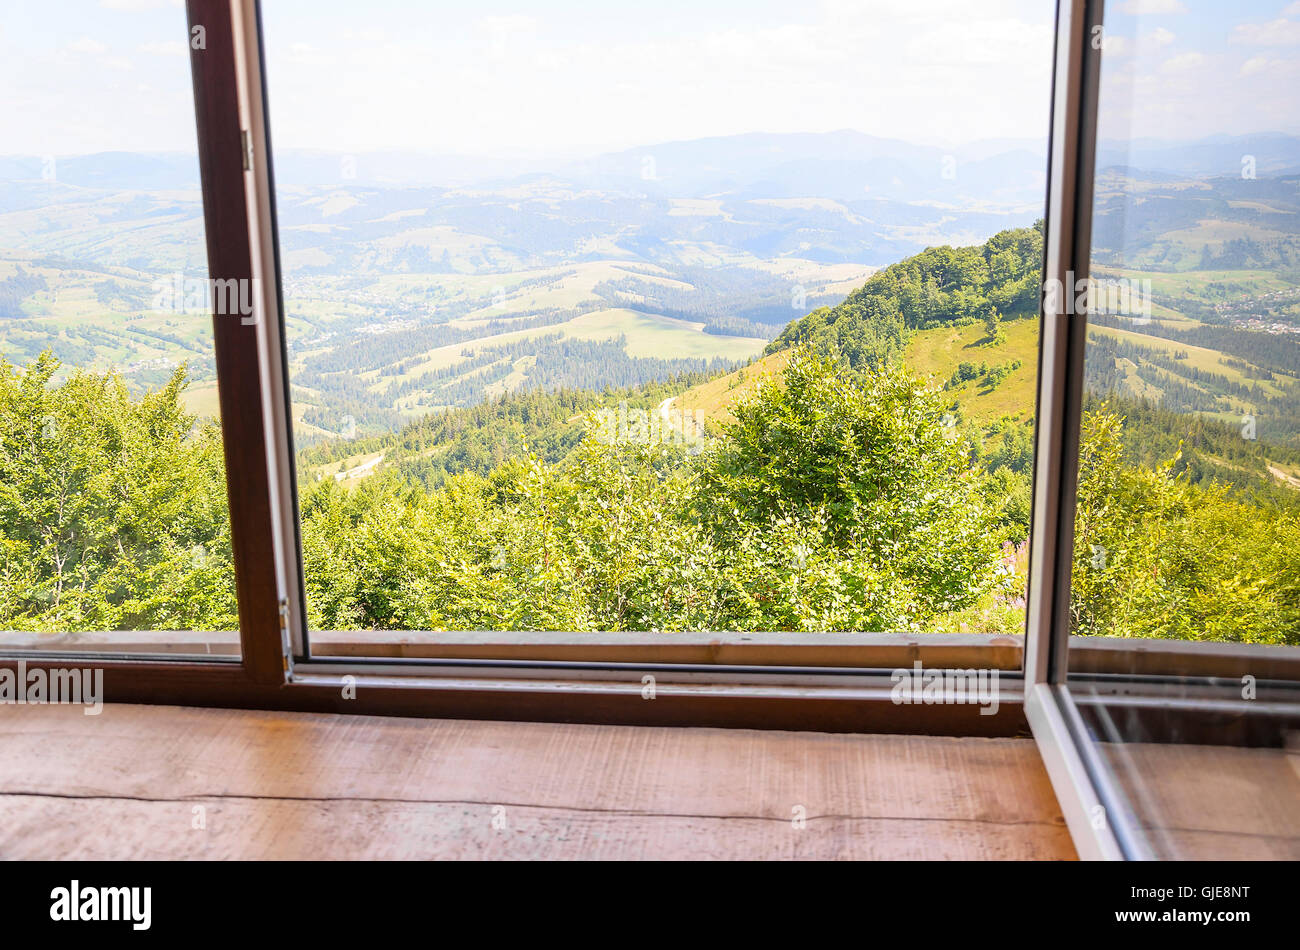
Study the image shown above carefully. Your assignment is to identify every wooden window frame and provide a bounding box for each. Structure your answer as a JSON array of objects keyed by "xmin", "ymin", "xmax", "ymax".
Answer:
[{"xmin": 2, "ymin": 0, "xmax": 1297, "ymax": 768}]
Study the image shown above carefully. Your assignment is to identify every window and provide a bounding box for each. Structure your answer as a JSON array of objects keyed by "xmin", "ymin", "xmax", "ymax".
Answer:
[
  {"xmin": 0, "ymin": 0, "xmax": 240, "ymax": 659},
  {"xmin": 0, "ymin": 0, "xmax": 1295, "ymax": 862},
  {"xmin": 1070, "ymin": 1, "xmax": 1300, "ymax": 651},
  {"xmin": 1025, "ymin": 0, "xmax": 1300, "ymax": 861},
  {"xmin": 257, "ymin": 0, "xmax": 1054, "ymax": 665}
]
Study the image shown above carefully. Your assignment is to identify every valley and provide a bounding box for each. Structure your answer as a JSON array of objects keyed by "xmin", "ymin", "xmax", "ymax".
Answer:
[
  {"xmin": 5, "ymin": 130, "xmax": 1300, "ymax": 640},
  {"xmin": 4, "ymin": 131, "xmax": 1300, "ymax": 505}
]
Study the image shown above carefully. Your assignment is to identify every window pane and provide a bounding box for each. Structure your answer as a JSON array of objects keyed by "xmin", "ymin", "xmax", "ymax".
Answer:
[
  {"xmin": 1071, "ymin": 4, "xmax": 1300, "ymax": 648},
  {"xmin": 1067, "ymin": 1, "xmax": 1300, "ymax": 860},
  {"xmin": 260, "ymin": 1, "xmax": 1052, "ymax": 658},
  {"xmin": 0, "ymin": 1, "xmax": 239, "ymax": 659}
]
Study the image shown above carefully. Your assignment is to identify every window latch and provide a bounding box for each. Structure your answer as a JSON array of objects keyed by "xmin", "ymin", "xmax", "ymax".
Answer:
[{"xmin": 278, "ymin": 597, "xmax": 292, "ymax": 674}]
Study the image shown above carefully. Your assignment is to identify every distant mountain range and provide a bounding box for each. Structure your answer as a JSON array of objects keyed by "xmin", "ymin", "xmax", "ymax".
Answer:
[
  {"xmin": 3, "ymin": 130, "xmax": 1298, "ymax": 200},
  {"xmin": 1095, "ymin": 132, "xmax": 1300, "ymax": 180},
  {"xmin": 3, "ymin": 130, "xmax": 1298, "ymax": 438}
]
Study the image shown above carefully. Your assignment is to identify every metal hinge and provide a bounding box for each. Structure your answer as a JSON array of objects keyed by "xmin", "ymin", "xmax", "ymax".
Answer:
[{"xmin": 240, "ymin": 130, "xmax": 252, "ymax": 171}]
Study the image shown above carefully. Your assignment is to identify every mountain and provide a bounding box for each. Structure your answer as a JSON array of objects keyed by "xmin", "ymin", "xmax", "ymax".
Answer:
[
  {"xmin": 3, "ymin": 131, "xmax": 1299, "ymax": 451},
  {"xmin": 558, "ymin": 131, "xmax": 1048, "ymax": 207},
  {"xmin": 1095, "ymin": 132, "xmax": 1300, "ymax": 180},
  {"xmin": 0, "ymin": 131, "xmax": 1054, "ymax": 436},
  {"xmin": 0, "ymin": 130, "xmax": 1051, "ymax": 202}
]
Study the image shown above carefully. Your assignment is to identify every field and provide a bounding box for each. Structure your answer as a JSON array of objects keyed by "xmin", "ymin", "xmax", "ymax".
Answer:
[
  {"xmin": 674, "ymin": 350, "xmax": 793, "ymax": 429},
  {"xmin": 905, "ymin": 318, "xmax": 1040, "ymax": 423}
]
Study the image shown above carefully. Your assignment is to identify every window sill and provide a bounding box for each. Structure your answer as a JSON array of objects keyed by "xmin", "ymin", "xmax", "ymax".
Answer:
[{"xmin": 4, "ymin": 629, "xmax": 1297, "ymax": 680}]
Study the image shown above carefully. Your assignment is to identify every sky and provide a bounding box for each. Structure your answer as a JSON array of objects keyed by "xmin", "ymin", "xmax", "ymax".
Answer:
[
  {"xmin": 1097, "ymin": 0, "xmax": 1300, "ymax": 143},
  {"xmin": 1, "ymin": 0, "xmax": 1298, "ymax": 158}
]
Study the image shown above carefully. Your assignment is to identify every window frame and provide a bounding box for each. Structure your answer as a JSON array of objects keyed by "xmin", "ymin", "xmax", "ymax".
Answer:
[
  {"xmin": 1023, "ymin": 0, "xmax": 1300, "ymax": 860},
  {"xmin": 2, "ymin": 0, "xmax": 1298, "ymax": 855}
]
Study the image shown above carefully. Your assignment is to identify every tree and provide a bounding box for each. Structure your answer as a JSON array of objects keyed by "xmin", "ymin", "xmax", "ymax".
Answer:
[
  {"xmin": 0, "ymin": 352, "xmax": 237, "ymax": 631},
  {"xmin": 696, "ymin": 351, "xmax": 1008, "ymax": 628}
]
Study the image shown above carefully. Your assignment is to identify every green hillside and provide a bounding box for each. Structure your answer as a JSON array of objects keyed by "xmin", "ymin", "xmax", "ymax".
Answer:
[
  {"xmin": 306, "ymin": 222, "xmax": 1300, "ymax": 514},
  {"xmin": 767, "ymin": 222, "xmax": 1042, "ymax": 368},
  {"xmin": 754, "ymin": 224, "xmax": 1300, "ymax": 505},
  {"xmin": 9, "ymin": 220, "xmax": 1300, "ymax": 641}
]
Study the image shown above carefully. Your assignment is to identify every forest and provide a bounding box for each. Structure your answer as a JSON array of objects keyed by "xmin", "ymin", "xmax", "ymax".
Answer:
[
  {"xmin": 2, "ymin": 222, "xmax": 1298, "ymax": 643},
  {"xmin": 3, "ymin": 344, "xmax": 1297, "ymax": 642}
]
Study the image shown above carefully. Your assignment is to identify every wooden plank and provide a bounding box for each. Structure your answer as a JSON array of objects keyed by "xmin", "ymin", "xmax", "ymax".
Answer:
[
  {"xmin": 0, "ymin": 799, "xmax": 1068, "ymax": 861},
  {"xmin": 1099, "ymin": 741, "xmax": 1300, "ymax": 860},
  {"xmin": 0, "ymin": 704, "xmax": 1074, "ymax": 860}
]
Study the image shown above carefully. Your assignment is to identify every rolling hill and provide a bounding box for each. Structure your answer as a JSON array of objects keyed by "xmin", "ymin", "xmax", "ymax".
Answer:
[
  {"xmin": 291, "ymin": 216, "xmax": 1300, "ymax": 523},
  {"xmin": 4, "ymin": 133, "xmax": 1300, "ymax": 478}
]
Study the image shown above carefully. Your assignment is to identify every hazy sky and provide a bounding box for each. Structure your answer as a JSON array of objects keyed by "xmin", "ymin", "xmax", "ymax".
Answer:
[
  {"xmin": 2, "ymin": 0, "xmax": 1298, "ymax": 157},
  {"xmin": 1097, "ymin": 0, "xmax": 1300, "ymax": 143}
]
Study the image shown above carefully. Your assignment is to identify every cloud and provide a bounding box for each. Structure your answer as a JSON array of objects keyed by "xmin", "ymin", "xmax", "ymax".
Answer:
[
  {"xmin": 1102, "ymin": 35, "xmax": 1130, "ymax": 57},
  {"xmin": 1116, "ymin": 0, "xmax": 1187, "ymax": 13},
  {"xmin": 1241, "ymin": 55, "xmax": 1272, "ymax": 76},
  {"xmin": 1232, "ymin": 16, "xmax": 1300, "ymax": 46},
  {"xmin": 1239, "ymin": 54, "xmax": 1300, "ymax": 78},
  {"xmin": 67, "ymin": 37, "xmax": 108, "ymax": 54},
  {"xmin": 1145, "ymin": 27, "xmax": 1175, "ymax": 48},
  {"xmin": 1160, "ymin": 51, "xmax": 1206, "ymax": 72}
]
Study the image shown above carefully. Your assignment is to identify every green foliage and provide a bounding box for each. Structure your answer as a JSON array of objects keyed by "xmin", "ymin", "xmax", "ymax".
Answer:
[
  {"xmin": 297, "ymin": 352, "xmax": 1009, "ymax": 632},
  {"xmin": 695, "ymin": 351, "xmax": 1009, "ymax": 627},
  {"xmin": 1071, "ymin": 405, "xmax": 1300, "ymax": 644},
  {"xmin": 0, "ymin": 351, "xmax": 236, "ymax": 631},
  {"xmin": 1081, "ymin": 392, "xmax": 1300, "ymax": 510},
  {"xmin": 298, "ymin": 369, "xmax": 722, "ymax": 489},
  {"xmin": 766, "ymin": 222, "xmax": 1043, "ymax": 370},
  {"xmin": 949, "ymin": 361, "xmax": 981, "ymax": 387}
]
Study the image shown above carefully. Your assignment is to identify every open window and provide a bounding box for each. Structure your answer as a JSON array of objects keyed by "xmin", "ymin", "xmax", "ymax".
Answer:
[
  {"xmin": 0, "ymin": 0, "xmax": 245, "ymax": 662},
  {"xmin": 2, "ymin": 0, "xmax": 1297, "ymax": 860},
  {"xmin": 1025, "ymin": 0, "xmax": 1300, "ymax": 860},
  {"xmin": 252, "ymin": 0, "xmax": 1055, "ymax": 679}
]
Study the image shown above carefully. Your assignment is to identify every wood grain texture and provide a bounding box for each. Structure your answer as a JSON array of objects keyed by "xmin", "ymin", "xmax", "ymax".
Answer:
[
  {"xmin": 1100, "ymin": 741, "xmax": 1300, "ymax": 860},
  {"xmin": 0, "ymin": 703, "xmax": 1072, "ymax": 859}
]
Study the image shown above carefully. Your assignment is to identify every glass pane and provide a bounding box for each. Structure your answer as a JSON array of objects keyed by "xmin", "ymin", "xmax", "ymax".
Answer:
[
  {"xmin": 1071, "ymin": 4, "xmax": 1300, "ymax": 649},
  {"xmin": 1074, "ymin": 697, "xmax": 1300, "ymax": 860},
  {"xmin": 0, "ymin": 1, "xmax": 239, "ymax": 660},
  {"xmin": 1067, "ymin": 1, "xmax": 1300, "ymax": 859},
  {"xmin": 260, "ymin": 0, "xmax": 1052, "ymax": 661}
]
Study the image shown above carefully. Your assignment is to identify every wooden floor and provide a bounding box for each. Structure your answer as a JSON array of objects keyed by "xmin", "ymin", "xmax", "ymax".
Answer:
[{"xmin": 0, "ymin": 703, "xmax": 1075, "ymax": 860}]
